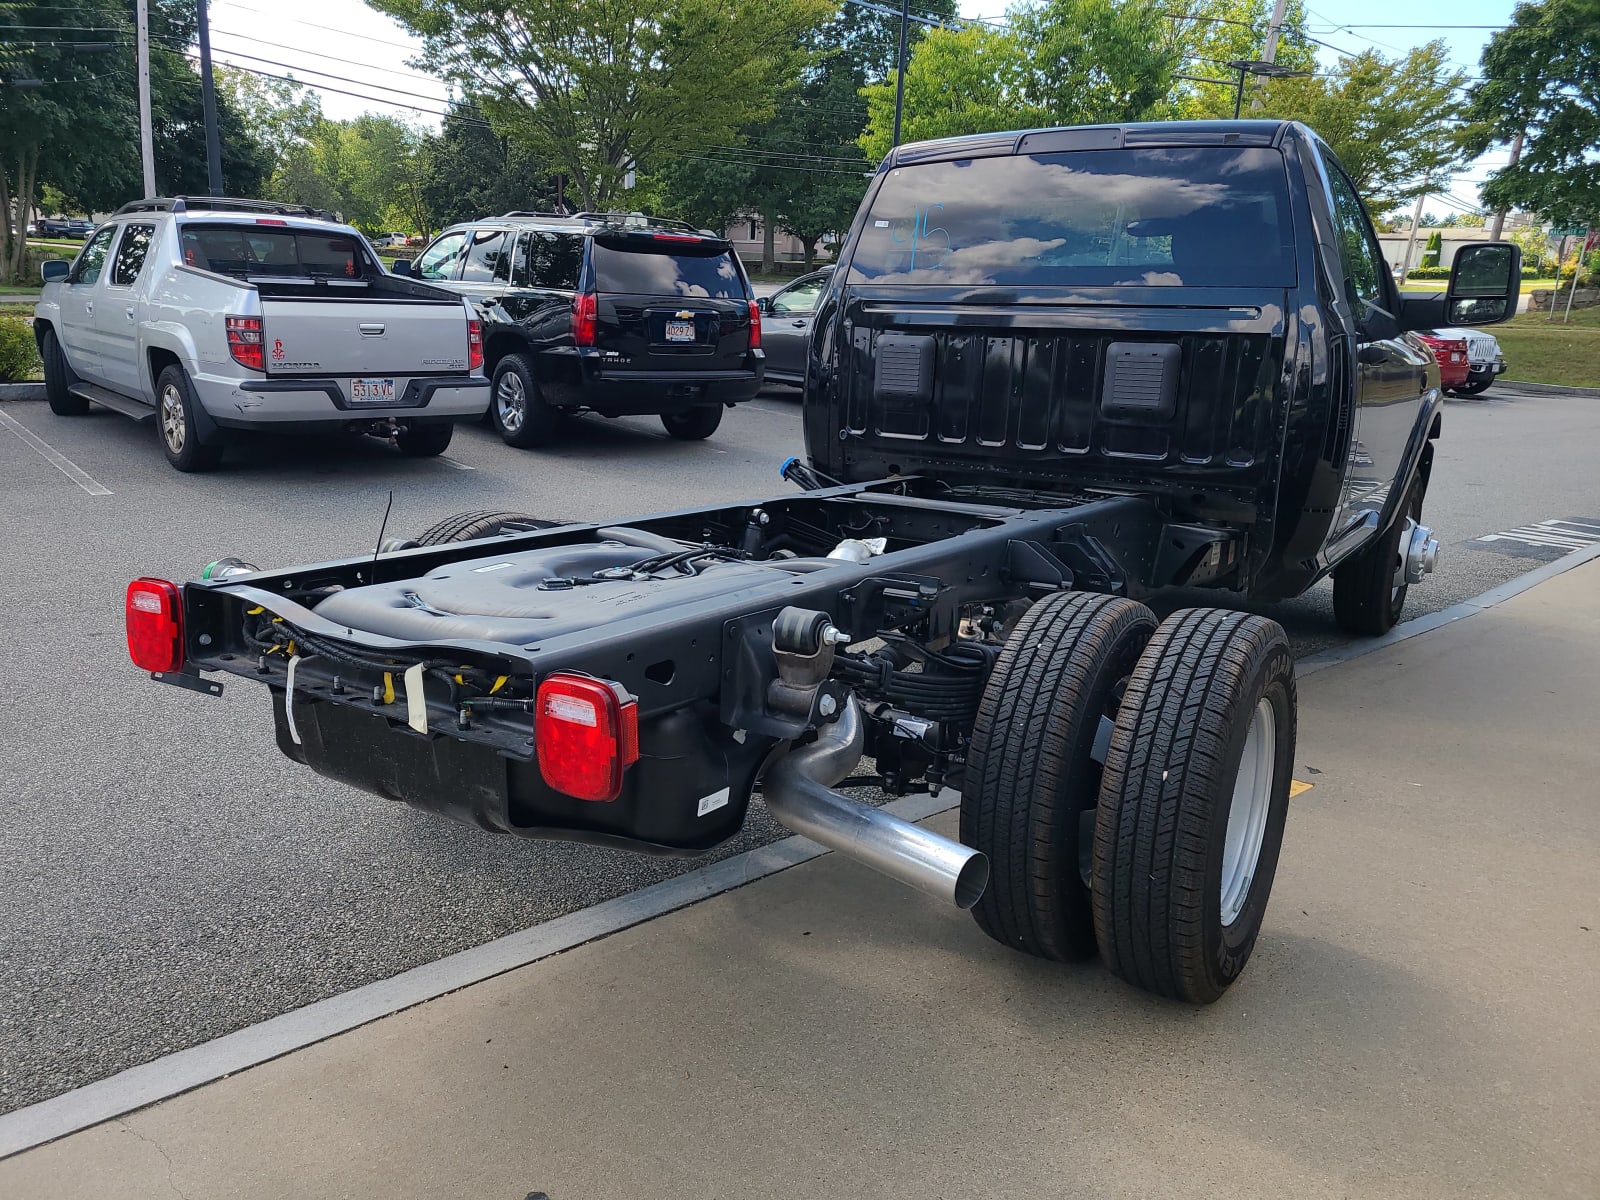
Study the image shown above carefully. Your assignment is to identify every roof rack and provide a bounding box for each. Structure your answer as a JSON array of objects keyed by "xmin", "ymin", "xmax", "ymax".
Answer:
[
  {"xmin": 112, "ymin": 196, "xmax": 342, "ymax": 222},
  {"xmin": 498, "ymin": 210, "xmax": 580, "ymax": 220}
]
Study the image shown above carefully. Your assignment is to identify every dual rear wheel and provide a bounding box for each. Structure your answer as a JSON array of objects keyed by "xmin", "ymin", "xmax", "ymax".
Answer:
[{"xmin": 962, "ymin": 592, "xmax": 1297, "ymax": 1004}]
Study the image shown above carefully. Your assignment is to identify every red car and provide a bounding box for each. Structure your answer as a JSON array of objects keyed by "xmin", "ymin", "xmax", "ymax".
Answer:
[{"xmin": 1416, "ymin": 331, "xmax": 1470, "ymax": 390}]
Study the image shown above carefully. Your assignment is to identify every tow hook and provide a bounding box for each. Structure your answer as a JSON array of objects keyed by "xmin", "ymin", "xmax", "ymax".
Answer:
[{"xmin": 1405, "ymin": 520, "xmax": 1439, "ymax": 584}]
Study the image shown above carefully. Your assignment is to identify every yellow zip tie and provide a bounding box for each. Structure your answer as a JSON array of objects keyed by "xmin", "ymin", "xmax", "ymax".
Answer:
[
  {"xmin": 490, "ymin": 676, "xmax": 507, "ymax": 694},
  {"xmin": 266, "ymin": 645, "xmax": 282, "ymax": 655},
  {"xmin": 286, "ymin": 640, "xmax": 296, "ymax": 656},
  {"xmin": 271, "ymin": 616, "xmax": 284, "ymax": 624},
  {"xmin": 246, "ymin": 606, "xmax": 264, "ymax": 615},
  {"xmin": 454, "ymin": 673, "xmax": 466, "ymax": 685},
  {"xmin": 382, "ymin": 672, "xmax": 395, "ymax": 704}
]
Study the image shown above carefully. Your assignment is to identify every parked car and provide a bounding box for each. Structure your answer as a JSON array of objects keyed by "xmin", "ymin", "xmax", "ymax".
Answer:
[
  {"xmin": 33, "ymin": 195, "xmax": 489, "ymax": 471},
  {"xmin": 398, "ymin": 211, "xmax": 763, "ymax": 445},
  {"xmin": 131, "ymin": 120, "xmax": 1523, "ymax": 1006},
  {"xmin": 756, "ymin": 266, "xmax": 832, "ymax": 386},
  {"xmin": 38, "ymin": 217, "xmax": 95, "ymax": 238},
  {"xmin": 371, "ymin": 232, "xmax": 410, "ymax": 248},
  {"xmin": 1434, "ymin": 326, "xmax": 1505, "ymax": 394},
  {"xmin": 1415, "ymin": 330, "xmax": 1471, "ymax": 392}
]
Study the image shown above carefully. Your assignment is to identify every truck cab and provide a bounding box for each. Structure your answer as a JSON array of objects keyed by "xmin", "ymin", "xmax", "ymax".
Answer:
[{"xmin": 803, "ymin": 120, "xmax": 1520, "ymax": 632}]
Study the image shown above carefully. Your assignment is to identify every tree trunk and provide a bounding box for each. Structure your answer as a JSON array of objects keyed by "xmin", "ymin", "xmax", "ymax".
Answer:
[
  {"xmin": 761, "ymin": 214, "xmax": 775, "ymax": 274},
  {"xmin": 802, "ymin": 236, "xmax": 818, "ymax": 271},
  {"xmin": 0, "ymin": 159, "xmax": 13, "ymax": 286},
  {"xmin": 13, "ymin": 148, "xmax": 38, "ymax": 283}
]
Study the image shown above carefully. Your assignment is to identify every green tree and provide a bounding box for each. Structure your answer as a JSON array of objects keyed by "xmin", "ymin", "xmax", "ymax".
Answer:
[
  {"xmin": 369, "ymin": 0, "xmax": 833, "ymax": 212},
  {"xmin": 269, "ymin": 115, "xmax": 431, "ymax": 232},
  {"xmin": 1166, "ymin": 0, "xmax": 1317, "ymax": 119},
  {"xmin": 421, "ymin": 103, "xmax": 556, "ymax": 230},
  {"xmin": 217, "ymin": 68, "xmax": 323, "ymax": 168},
  {"xmin": 1465, "ymin": 0, "xmax": 1600, "ymax": 228},
  {"xmin": 1258, "ymin": 42, "xmax": 1470, "ymax": 217},
  {"xmin": 1422, "ymin": 230, "xmax": 1442, "ymax": 266},
  {"xmin": 860, "ymin": 0, "xmax": 1179, "ymax": 161}
]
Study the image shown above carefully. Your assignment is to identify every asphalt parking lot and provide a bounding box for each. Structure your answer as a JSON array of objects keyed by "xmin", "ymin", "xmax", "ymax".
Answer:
[{"xmin": 3, "ymin": 379, "xmax": 1599, "ymax": 1116}]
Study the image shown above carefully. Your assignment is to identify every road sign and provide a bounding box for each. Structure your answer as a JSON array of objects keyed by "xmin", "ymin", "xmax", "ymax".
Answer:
[{"xmin": 1550, "ymin": 226, "xmax": 1589, "ymax": 237}]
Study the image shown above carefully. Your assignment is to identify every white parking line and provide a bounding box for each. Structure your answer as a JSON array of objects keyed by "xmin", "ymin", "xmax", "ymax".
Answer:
[
  {"xmin": 438, "ymin": 456, "xmax": 476, "ymax": 471},
  {"xmin": 1476, "ymin": 518, "xmax": 1600, "ymax": 553},
  {"xmin": 0, "ymin": 410, "xmax": 112, "ymax": 496}
]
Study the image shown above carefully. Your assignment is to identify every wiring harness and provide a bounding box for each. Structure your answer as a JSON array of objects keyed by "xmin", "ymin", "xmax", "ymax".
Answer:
[{"xmin": 831, "ymin": 635, "xmax": 990, "ymax": 724}]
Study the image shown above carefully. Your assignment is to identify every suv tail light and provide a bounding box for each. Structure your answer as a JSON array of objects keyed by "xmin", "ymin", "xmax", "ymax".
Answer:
[
  {"xmin": 467, "ymin": 317, "xmax": 484, "ymax": 373},
  {"xmin": 535, "ymin": 673, "xmax": 639, "ymax": 802},
  {"xmin": 747, "ymin": 299, "xmax": 762, "ymax": 350},
  {"xmin": 572, "ymin": 292, "xmax": 597, "ymax": 347},
  {"xmin": 226, "ymin": 316, "xmax": 264, "ymax": 371},
  {"xmin": 126, "ymin": 578, "xmax": 184, "ymax": 673}
]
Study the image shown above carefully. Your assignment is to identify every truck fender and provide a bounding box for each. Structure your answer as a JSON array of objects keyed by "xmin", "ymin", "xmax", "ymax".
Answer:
[
  {"xmin": 1384, "ymin": 386, "xmax": 1443, "ymax": 530},
  {"xmin": 142, "ymin": 330, "xmax": 221, "ymax": 444}
]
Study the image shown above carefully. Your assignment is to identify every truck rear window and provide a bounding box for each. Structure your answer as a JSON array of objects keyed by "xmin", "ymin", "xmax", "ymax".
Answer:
[
  {"xmin": 179, "ymin": 225, "xmax": 370, "ymax": 279},
  {"xmin": 847, "ymin": 147, "xmax": 1295, "ymax": 288},
  {"xmin": 591, "ymin": 243, "xmax": 743, "ymax": 298}
]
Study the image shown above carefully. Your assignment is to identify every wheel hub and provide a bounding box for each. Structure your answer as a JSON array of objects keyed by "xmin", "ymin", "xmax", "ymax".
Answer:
[
  {"xmin": 1404, "ymin": 520, "xmax": 1439, "ymax": 584},
  {"xmin": 160, "ymin": 386, "xmax": 185, "ymax": 453},
  {"xmin": 496, "ymin": 373, "xmax": 526, "ymax": 434},
  {"xmin": 1220, "ymin": 697, "xmax": 1276, "ymax": 927}
]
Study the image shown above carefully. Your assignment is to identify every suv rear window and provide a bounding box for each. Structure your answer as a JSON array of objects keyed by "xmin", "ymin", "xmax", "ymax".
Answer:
[
  {"xmin": 847, "ymin": 147, "xmax": 1295, "ymax": 288},
  {"xmin": 591, "ymin": 242, "xmax": 743, "ymax": 298},
  {"xmin": 180, "ymin": 225, "xmax": 369, "ymax": 279}
]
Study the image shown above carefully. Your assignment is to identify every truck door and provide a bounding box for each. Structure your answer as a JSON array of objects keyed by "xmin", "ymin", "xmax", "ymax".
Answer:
[
  {"xmin": 1323, "ymin": 164, "xmax": 1430, "ymax": 543},
  {"xmin": 58, "ymin": 224, "xmax": 117, "ymax": 385},
  {"xmin": 96, "ymin": 222, "xmax": 158, "ymax": 398}
]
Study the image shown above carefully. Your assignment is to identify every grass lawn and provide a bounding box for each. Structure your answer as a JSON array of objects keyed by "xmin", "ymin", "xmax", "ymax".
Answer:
[
  {"xmin": 1403, "ymin": 278, "xmax": 1551, "ymax": 295},
  {"xmin": 1495, "ymin": 304, "xmax": 1600, "ymax": 388}
]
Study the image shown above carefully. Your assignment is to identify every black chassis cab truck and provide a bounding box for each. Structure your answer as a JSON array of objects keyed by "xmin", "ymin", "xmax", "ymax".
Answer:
[{"xmin": 131, "ymin": 122, "xmax": 1519, "ymax": 1004}]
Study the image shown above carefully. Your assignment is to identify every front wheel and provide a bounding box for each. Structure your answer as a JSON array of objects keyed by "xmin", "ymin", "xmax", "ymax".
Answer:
[
  {"xmin": 156, "ymin": 364, "xmax": 223, "ymax": 472},
  {"xmin": 660, "ymin": 404, "xmax": 723, "ymax": 441},
  {"xmin": 1092, "ymin": 608, "xmax": 1297, "ymax": 1004},
  {"xmin": 40, "ymin": 327, "xmax": 89, "ymax": 415}
]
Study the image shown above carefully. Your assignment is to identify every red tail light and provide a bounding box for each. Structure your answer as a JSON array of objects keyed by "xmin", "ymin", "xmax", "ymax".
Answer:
[
  {"xmin": 747, "ymin": 299, "xmax": 762, "ymax": 350},
  {"xmin": 226, "ymin": 316, "xmax": 264, "ymax": 371},
  {"xmin": 126, "ymin": 578, "xmax": 184, "ymax": 673},
  {"xmin": 467, "ymin": 317, "xmax": 484, "ymax": 373},
  {"xmin": 256, "ymin": 218, "xmax": 288, "ymax": 226},
  {"xmin": 572, "ymin": 293, "xmax": 597, "ymax": 347},
  {"xmin": 652, "ymin": 232, "xmax": 702, "ymax": 243},
  {"xmin": 535, "ymin": 673, "xmax": 639, "ymax": 802}
]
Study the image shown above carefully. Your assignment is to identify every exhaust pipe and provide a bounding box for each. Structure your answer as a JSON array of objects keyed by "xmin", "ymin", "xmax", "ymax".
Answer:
[{"xmin": 761, "ymin": 698, "xmax": 989, "ymax": 909}]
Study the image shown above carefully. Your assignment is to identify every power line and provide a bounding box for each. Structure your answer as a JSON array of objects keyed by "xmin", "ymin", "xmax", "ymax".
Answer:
[
  {"xmin": 210, "ymin": 28, "xmax": 443, "ymax": 85},
  {"xmin": 188, "ymin": 44, "xmax": 451, "ymax": 104},
  {"xmin": 211, "ymin": 1, "xmax": 423, "ymax": 51}
]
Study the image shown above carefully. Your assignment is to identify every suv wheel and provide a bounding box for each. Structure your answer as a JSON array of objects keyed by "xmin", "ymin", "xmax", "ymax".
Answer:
[
  {"xmin": 660, "ymin": 405, "xmax": 723, "ymax": 441},
  {"xmin": 492, "ymin": 353, "xmax": 563, "ymax": 448},
  {"xmin": 156, "ymin": 364, "xmax": 223, "ymax": 472}
]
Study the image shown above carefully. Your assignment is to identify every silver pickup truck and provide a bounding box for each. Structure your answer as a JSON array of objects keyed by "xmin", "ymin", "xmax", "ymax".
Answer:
[{"xmin": 33, "ymin": 197, "xmax": 489, "ymax": 471}]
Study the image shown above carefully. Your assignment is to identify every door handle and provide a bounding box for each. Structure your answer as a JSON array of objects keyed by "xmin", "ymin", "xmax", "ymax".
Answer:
[
  {"xmin": 126, "ymin": 307, "xmax": 135, "ymax": 319},
  {"xmin": 359, "ymin": 323, "xmax": 385, "ymax": 336},
  {"xmin": 791, "ymin": 320, "xmax": 808, "ymax": 327},
  {"xmin": 85, "ymin": 301, "xmax": 93, "ymax": 317}
]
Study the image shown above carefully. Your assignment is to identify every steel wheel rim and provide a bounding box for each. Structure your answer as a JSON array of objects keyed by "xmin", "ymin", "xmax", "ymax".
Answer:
[
  {"xmin": 160, "ymin": 385, "xmax": 186, "ymax": 453},
  {"xmin": 1220, "ymin": 697, "xmax": 1276, "ymax": 926},
  {"xmin": 496, "ymin": 372, "xmax": 526, "ymax": 434}
]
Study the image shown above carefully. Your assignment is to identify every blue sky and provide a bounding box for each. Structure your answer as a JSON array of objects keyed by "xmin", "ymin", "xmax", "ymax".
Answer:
[{"xmin": 208, "ymin": 0, "xmax": 1521, "ymax": 220}]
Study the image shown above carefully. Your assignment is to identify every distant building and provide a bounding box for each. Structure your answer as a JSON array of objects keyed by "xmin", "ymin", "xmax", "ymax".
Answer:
[{"xmin": 724, "ymin": 214, "xmax": 812, "ymax": 265}]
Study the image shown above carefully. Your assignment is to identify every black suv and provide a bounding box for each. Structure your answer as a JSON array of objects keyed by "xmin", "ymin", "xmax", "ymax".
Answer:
[{"xmin": 399, "ymin": 212, "xmax": 763, "ymax": 446}]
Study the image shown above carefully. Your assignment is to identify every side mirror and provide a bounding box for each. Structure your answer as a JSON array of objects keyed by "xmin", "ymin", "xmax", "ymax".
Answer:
[
  {"xmin": 40, "ymin": 259, "xmax": 70, "ymax": 284},
  {"xmin": 755, "ymin": 296, "xmax": 772, "ymax": 313},
  {"xmin": 1444, "ymin": 242, "xmax": 1521, "ymax": 326},
  {"xmin": 390, "ymin": 258, "xmax": 412, "ymax": 277}
]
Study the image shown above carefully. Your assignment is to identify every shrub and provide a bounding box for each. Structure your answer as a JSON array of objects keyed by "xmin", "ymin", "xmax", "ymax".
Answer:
[
  {"xmin": 0, "ymin": 314, "xmax": 41, "ymax": 382},
  {"xmin": 1406, "ymin": 266, "xmax": 1451, "ymax": 280}
]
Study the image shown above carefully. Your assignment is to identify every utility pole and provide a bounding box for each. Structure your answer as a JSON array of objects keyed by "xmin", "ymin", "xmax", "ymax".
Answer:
[
  {"xmin": 891, "ymin": 0, "xmax": 911, "ymax": 148},
  {"xmin": 1488, "ymin": 131, "xmax": 1524, "ymax": 241},
  {"xmin": 136, "ymin": 0, "xmax": 155, "ymax": 197},
  {"xmin": 196, "ymin": 0, "xmax": 223, "ymax": 195},
  {"xmin": 1398, "ymin": 193, "xmax": 1427, "ymax": 284},
  {"xmin": 1250, "ymin": 0, "xmax": 1289, "ymax": 113}
]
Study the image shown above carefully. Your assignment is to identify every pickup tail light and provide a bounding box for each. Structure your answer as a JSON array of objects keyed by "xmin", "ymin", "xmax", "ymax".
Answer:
[
  {"xmin": 535, "ymin": 673, "xmax": 639, "ymax": 802},
  {"xmin": 747, "ymin": 299, "xmax": 762, "ymax": 350},
  {"xmin": 467, "ymin": 317, "xmax": 484, "ymax": 373},
  {"xmin": 226, "ymin": 316, "xmax": 264, "ymax": 371},
  {"xmin": 126, "ymin": 578, "xmax": 184, "ymax": 673},
  {"xmin": 572, "ymin": 292, "xmax": 598, "ymax": 348}
]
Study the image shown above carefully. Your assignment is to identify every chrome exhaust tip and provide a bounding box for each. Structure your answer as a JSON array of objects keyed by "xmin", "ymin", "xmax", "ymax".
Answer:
[
  {"xmin": 761, "ymin": 698, "xmax": 989, "ymax": 910},
  {"xmin": 1405, "ymin": 521, "xmax": 1439, "ymax": 584}
]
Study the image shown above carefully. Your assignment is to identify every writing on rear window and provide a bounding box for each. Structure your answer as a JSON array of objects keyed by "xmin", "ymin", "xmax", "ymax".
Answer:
[{"xmin": 848, "ymin": 147, "xmax": 1296, "ymax": 288}]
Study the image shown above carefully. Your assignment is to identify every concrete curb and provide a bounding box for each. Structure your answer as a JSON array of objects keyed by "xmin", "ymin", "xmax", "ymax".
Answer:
[
  {"xmin": 1499, "ymin": 380, "xmax": 1600, "ymax": 398},
  {"xmin": 0, "ymin": 383, "xmax": 45, "ymax": 401}
]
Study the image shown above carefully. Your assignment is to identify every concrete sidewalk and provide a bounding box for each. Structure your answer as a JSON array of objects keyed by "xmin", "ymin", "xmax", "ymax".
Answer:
[{"xmin": 6, "ymin": 564, "xmax": 1598, "ymax": 1199}]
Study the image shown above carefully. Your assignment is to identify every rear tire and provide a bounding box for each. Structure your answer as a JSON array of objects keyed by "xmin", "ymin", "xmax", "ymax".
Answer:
[
  {"xmin": 1332, "ymin": 475, "xmax": 1423, "ymax": 636},
  {"xmin": 395, "ymin": 423, "xmax": 453, "ymax": 457},
  {"xmin": 962, "ymin": 592, "xmax": 1158, "ymax": 961},
  {"xmin": 1452, "ymin": 378, "xmax": 1491, "ymax": 396},
  {"xmin": 1092, "ymin": 609, "xmax": 1296, "ymax": 1004},
  {"xmin": 156, "ymin": 364, "xmax": 223, "ymax": 472},
  {"xmin": 492, "ymin": 353, "xmax": 564, "ymax": 448},
  {"xmin": 660, "ymin": 405, "xmax": 723, "ymax": 441},
  {"xmin": 415, "ymin": 509, "xmax": 557, "ymax": 545},
  {"xmin": 40, "ymin": 327, "xmax": 89, "ymax": 416}
]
